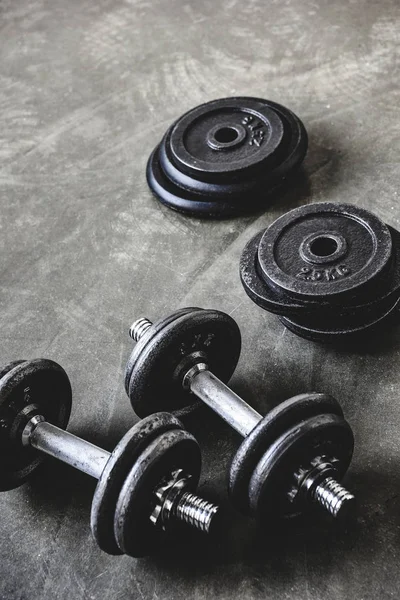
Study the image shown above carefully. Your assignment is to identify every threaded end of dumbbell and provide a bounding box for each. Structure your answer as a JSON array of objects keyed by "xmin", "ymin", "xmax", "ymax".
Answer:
[
  {"xmin": 175, "ymin": 492, "xmax": 219, "ymax": 534},
  {"xmin": 129, "ymin": 318, "xmax": 153, "ymax": 342},
  {"xmin": 313, "ymin": 477, "xmax": 355, "ymax": 519}
]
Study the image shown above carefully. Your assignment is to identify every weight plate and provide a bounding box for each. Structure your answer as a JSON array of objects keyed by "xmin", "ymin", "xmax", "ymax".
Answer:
[
  {"xmin": 240, "ymin": 230, "xmax": 307, "ymax": 316},
  {"xmin": 240, "ymin": 202, "xmax": 400, "ymax": 341},
  {"xmin": 127, "ymin": 308, "xmax": 241, "ymax": 418},
  {"xmin": 258, "ymin": 203, "xmax": 392, "ymax": 299},
  {"xmin": 113, "ymin": 428, "xmax": 201, "ymax": 557},
  {"xmin": 147, "ymin": 97, "xmax": 308, "ymax": 217},
  {"xmin": 229, "ymin": 393, "xmax": 343, "ymax": 514},
  {"xmin": 248, "ymin": 413, "xmax": 354, "ymax": 521},
  {"xmin": 91, "ymin": 412, "xmax": 184, "ymax": 555},
  {"xmin": 171, "ymin": 401, "xmax": 205, "ymax": 421},
  {"xmin": 0, "ymin": 359, "xmax": 72, "ymax": 491},
  {"xmin": 0, "ymin": 361, "xmax": 25, "ymax": 380},
  {"xmin": 124, "ymin": 308, "xmax": 197, "ymax": 395},
  {"xmin": 242, "ymin": 229, "xmax": 400, "ymax": 319},
  {"xmin": 281, "ymin": 295, "xmax": 400, "ymax": 342},
  {"xmin": 125, "ymin": 308, "xmax": 204, "ymax": 420}
]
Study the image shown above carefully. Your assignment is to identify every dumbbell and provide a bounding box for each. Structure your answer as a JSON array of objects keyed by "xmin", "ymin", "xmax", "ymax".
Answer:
[
  {"xmin": 0, "ymin": 358, "xmax": 219, "ymax": 557},
  {"xmin": 124, "ymin": 308, "xmax": 355, "ymax": 524}
]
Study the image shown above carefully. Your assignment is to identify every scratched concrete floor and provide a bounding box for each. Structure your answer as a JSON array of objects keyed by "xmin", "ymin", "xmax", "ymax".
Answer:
[{"xmin": 1, "ymin": 0, "xmax": 400, "ymax": 598}]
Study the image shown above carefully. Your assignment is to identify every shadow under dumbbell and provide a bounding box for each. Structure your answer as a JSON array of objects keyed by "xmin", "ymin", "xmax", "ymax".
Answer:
[
  {"xmin": 26, "ymin": 455, "xmax": 97, "ymax": 511},
  {"xmin": 145, "ymin": 494, "xmax": 359, "ymax": 574},
  {"xmin": 26, "ymin": 450, "xmax": 398, "ymax": 573},
  {"xmin": 148, "ymin": 462, "xmax": 400, "ymax": 577}
]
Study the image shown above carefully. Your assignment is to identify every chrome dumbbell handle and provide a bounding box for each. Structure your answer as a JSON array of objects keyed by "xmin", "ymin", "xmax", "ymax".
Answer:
[
  {"xmin": 22, "ymin": 414, "xmax": 218, "ymax": 534},
  {"xmin": 23, "ymin": 417, "xmax": 110, "ymax": 479},
  {"xmin": 184, "ymin": 365, "xmax": 260, "ymax": 437}
]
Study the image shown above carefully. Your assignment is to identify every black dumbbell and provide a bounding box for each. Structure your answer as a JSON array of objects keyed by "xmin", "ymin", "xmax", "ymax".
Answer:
[
  {"xmin": 147, "ymin": 96, "xmax": 308, "ymax": 217},
  {"xmin": 240, "ymin": 202, "xmax": 400, "ymax": 342},
  {"xmin": 0, "ymin": 359, "xmax": 219, "ymax": 557},
  {"xmin": 124, "ymin": 308, "xmax": 355, "ymax": 524}
]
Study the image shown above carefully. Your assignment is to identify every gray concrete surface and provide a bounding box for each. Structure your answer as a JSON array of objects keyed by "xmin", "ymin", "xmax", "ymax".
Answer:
[{"xmin": 1, "ymin": 0, "xmax": 400, "ymax": 598}]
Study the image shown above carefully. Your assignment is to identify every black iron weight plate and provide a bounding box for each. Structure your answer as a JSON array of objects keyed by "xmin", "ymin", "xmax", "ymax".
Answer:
[
  {"xmin": 280, "ymin": 294, "xmax": 400, "ymax": 342},
  {"xmin": 248, "ymin": 413, "xmax": 354, "ymax": 521},
  {"xmin": 164, "ymin": 98, "xmax": 285, "ymax": 180},
  {"xmin": 127, "ymin": 308, "xmax": 241, "ymax": 418},
  {"xmin": 240, "ymin": 202, "xmax": 400, "ymax": 341},
  {"xmin": 229, "ymin": 393, "xmax": 343, "ymax": 514},
  {"xmin": 0, "ymin": 361, "xmax": 25, "ymax": 380},
  {"xmin": 124, "ymin": 308, "xmax": 197, "ymax": 395},
  {"xmin": 91, "ymin": 412, "xmax": 184, "ymax": 555},
  {"xmin": 241, "ymin": 226, "xmax": 400, "ymax": 316},
  {"xmin": 147, "ymin": 97, "xmax": 308, "ymax": 217},
  {"xmin": 113, "ymin": 428, "xmax": 201, "ymax": 557},
  {"xmin": 0, "ymin": 359, "xmax": 72, "ymax": 491},
  {"xmin": 257, "ymin": 203, "xmax": 392, "ymax": 299}
]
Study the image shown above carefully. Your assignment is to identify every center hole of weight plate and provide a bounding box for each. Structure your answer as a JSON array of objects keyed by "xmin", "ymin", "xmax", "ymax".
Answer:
[
  {"xmin": 300, "ymin": 232, "xmax": 348, "ymax": 265},
  {"xmin": 214, "ymin": 127, "xmax": 239, "ymax": 143},
  {"xmin": 207, "ymin": 123, "xmax": 247, "ymax": 151},
  {"xmin": 309, "ymin": 236, "xmax": 338, "ymax": 257}
]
